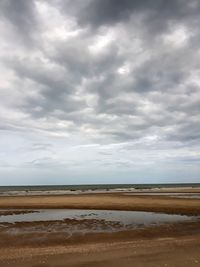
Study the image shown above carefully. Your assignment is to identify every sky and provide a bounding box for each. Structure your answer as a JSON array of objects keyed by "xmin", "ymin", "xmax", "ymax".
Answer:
[{"xmin": 0, "ymin": 0, "xmax": 200, "ymax": 185}]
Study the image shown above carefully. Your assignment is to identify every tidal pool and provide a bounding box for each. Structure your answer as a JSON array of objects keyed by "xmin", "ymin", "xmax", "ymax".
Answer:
[{"xmin": 0, "ymin": 209, "xmax": 197, "ymax": 227}]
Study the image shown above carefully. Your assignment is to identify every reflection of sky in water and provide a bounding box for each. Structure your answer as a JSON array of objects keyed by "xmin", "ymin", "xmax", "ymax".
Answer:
[{"xmin": 0, "ymin": 209, "xmax": 197, "ymax": 226}]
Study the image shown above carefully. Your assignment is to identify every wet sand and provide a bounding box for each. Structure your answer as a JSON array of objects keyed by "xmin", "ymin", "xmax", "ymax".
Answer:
[
  {"xmin": 0, "ymin": 192, "xmax": 200, "ymax": 215},
  {"xmin": 0, "ymin": 221, "xmax": 200, "ymax": 267},
  {"xmin": 1, "ymin": 236, "xmax": 200, "ymax": 267},
  {"xmin": 0, "ymin": 191, "xmax": 200, "ymax": 266}
]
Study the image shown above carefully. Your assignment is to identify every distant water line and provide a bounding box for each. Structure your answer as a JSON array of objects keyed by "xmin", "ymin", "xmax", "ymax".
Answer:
[{"xmin": 0, "ymin": 183, "xmax": 200, "ymax": 193}]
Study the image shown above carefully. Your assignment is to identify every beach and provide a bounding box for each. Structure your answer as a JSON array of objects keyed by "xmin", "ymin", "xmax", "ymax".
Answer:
[
  {"xmin": 0, "ymin": 187, "xmax": 200, "ymax": 266},
  {"xmin": 0, "ymin": 191, "xmax": 200, "ymax": 214}
]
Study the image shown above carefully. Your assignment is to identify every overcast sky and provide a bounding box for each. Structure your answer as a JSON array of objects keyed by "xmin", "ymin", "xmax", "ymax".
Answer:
[{"xmin": 0, "ymin": 0, "xmax": 200, "ymax": 185}]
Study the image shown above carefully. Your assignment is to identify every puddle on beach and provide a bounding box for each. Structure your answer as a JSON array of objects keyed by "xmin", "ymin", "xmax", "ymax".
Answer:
[{"xmin": 0, "ymin": 209, "xmax": 197, "ymax": 233}]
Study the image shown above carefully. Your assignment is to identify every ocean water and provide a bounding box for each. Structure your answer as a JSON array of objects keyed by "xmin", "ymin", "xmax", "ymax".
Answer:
[{"xmin": 0, "ymin": 183, "xmax": 199, "ymax": 193}]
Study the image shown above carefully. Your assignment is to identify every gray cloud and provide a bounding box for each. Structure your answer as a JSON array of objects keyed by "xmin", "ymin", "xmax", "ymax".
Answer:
[
  {"xmin": 60, "ymin": 0, "xmax": 200, "ymax": 34},
  {"xmin": 0, "ymin": 0, "xmax": 37, "ymax": 44},
  {"xmin": 0, "ymin": 0, "xmax": 200, "ymax": 184}
]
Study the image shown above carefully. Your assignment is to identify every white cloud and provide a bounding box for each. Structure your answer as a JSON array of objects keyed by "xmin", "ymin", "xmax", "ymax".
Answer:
[{"xmin": 163, "ymin": 25, "xmax": 190, "ymax": 48}]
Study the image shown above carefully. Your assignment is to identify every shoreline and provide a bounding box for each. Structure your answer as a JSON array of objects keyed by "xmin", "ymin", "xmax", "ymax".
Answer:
[{"xmin": 1, "ymin": 187, "xmax": 200, "ymax": 197}]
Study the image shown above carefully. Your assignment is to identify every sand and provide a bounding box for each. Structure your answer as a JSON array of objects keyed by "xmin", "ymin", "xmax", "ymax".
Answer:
[
  {"xmin": 1, "ymin": 235, "xmax": 200, "ymax": 267},
  {"xmin": 0, "ymin": 193, "xmax": 200, "ymax": 214},
  {"xmin": 0, "ymin": 190, "xmax": 200, "ymax": 266}
]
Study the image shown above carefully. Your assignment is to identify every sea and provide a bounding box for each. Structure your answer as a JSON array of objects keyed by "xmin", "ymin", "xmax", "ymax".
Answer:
[{"xmin": 0, "ymin": 183, "xmax": 199, "ymax": 193}]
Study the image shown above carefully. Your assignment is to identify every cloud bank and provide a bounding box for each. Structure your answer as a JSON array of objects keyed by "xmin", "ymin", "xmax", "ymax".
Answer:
[{"xmin": 0, "ymin": 0, "xmax": 200, "ymax": 184}]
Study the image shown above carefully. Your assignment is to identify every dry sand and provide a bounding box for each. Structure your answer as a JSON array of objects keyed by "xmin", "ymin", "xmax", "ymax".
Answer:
[{"xmin": 0, "ymin": 191, "xmax": 200, "ymax": 266}]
